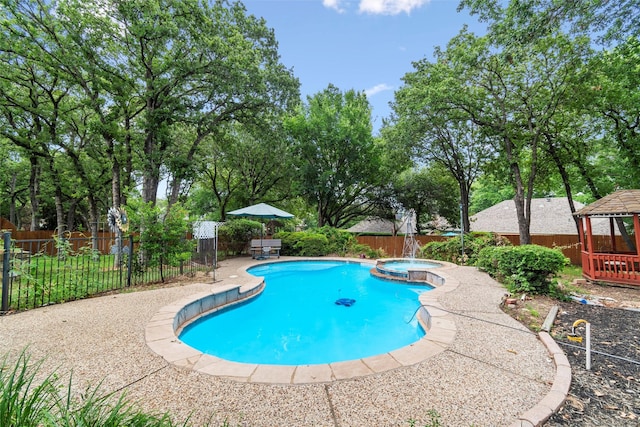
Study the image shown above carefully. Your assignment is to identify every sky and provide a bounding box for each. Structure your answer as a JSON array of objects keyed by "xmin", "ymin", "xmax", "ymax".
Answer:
[{"xmin": 242, "ymin": 0, "xmax": 487, "ymax": 134}]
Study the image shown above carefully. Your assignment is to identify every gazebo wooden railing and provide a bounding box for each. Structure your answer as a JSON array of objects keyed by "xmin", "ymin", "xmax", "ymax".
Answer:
[
  {"xmin": 580, "ymin": 251, "xmax": 640, "ymax": 285},
  {"xmin": 574, "ymin": 190, "xmax": 640, "ymax": 287}
]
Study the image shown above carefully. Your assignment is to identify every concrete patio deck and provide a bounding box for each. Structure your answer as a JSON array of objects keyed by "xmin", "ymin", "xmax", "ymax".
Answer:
[{"xmin": 0, "ymin": 257, "xmax": 567, "ymax": 426}]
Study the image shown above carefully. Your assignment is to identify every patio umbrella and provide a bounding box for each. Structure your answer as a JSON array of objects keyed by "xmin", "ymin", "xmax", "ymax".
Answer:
[{"xmin": 227, "ymin": 203, "xmax": 294, "ymax": 250}]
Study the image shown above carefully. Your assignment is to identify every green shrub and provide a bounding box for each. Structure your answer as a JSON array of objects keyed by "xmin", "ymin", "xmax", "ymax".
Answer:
[
  {"xmin": 126, "ymin": 201, "xmax": 196, "ymax": 282},
  {"xmin": 218, "ymin": 219, "xmax": 262, "ymax": 255},
  {"xmin": 316, "ymin": 226, "xmax": 356, "ymax": 255},
  {"xmin": 421, "ymin": 232, "xmax": 511, "ymax": 265},
  {"xmin": 276, "ymin": 228, "xmax": 377, "ymax": 257},
  {"xmin": 294, "ymin": 234, "xmax": 329, "ymax": 256},
  {"xmin": 477, "ymin": 245, "xmax": 569, "ymax": 294},
  {"xmin": 275, "ymin": 231, "xmax": 306, "ymax": 256},
  {"xmin": 349, "ymin": 243, "xmax": 385, "ymax": 259}
]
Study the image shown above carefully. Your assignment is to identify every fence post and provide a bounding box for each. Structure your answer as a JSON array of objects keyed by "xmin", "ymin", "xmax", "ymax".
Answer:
[
  {"xmin": 126, "ymin": 235, "xmax": 133, "ymax": 287},
  {"xmin": 2, "ymin": 232, "xmax": 11, "ymax": 313}
]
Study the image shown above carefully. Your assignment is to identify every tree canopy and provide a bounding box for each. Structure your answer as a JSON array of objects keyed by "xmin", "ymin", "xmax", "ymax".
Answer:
[
  {"xmin": 285, "ymin": 85, "xmax": 383, "ymax": 228},
  {"xmin": 0, "ymin": 0, "xmax": 638, "ymax": 239},
  {"xmin": 0, "ymin": 0, "xmax": 299, "ymax": 231}
]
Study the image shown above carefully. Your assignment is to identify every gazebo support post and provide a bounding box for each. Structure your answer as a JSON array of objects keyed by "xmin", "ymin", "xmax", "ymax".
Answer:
[
  {"xmin": 609, "ymin": 217, "xmax": 617, "ymax": 252},
  {"xmin": 577, "ymin": 217, "xmax": 588, "ymax": 277},
  {"xmin": 634, "ymin": 214, "xmax": 640, "ymax": 256},
  {"xmin": 585, "ymin": 216, "xmax": 595, "ymax": 279}
]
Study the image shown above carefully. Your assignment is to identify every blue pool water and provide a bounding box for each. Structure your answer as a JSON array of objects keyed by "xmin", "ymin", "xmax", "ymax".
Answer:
[{"xmin": 179, "ymin": 261, "xmax": 431, "ymax": 365}]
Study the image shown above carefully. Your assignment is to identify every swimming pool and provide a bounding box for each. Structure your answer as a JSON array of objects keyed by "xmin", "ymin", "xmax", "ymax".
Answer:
[{"xmin": 179, "ymin": 260, "xmax": 432, "ymax": 365}]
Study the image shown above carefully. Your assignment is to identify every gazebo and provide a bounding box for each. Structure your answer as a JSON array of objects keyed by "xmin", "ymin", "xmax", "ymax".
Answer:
[{"xmin": 573, "ymin": 190, "xmax": 640, "ymax": 286}]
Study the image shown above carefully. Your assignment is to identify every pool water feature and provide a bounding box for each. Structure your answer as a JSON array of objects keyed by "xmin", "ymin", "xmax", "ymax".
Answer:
[
  {"xmin": 375, "ymin": 259, "xmax": 441, "ymax": 281},
  {"xmin": 179, "ymin": 260, "xmax": 432, "ymax": 365}
]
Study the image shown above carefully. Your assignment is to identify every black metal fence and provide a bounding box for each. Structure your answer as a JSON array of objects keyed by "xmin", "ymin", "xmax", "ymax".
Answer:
[{"xmin": 1, "ymin": 231, "xmax": 214, "ymax": 314}]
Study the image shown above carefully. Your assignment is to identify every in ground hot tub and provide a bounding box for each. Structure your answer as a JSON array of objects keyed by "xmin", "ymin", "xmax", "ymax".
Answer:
[{"xmin": 375, "ymin": 258, "xmax": 442, "ymax": 283}]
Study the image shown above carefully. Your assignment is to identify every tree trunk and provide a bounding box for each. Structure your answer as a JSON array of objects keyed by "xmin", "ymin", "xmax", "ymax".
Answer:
[
  {"xmin": 317, "ymin": 200, "xmax": 325, "ymax": 227},
  {"xmin": 502, "ymin": 131, "xmax": 535, "ymax": 245},
  {"xmin": 459, "ymin": 183, "xmax": 471, "ymax": 233},
  {"xmin": 122, "ymin": 114, "xmax": 134, "ymax": 207},
  {"xmin": 168, "ymin": 177, "xmax": 181, "ymax": 208},
  {"xmin": 9, "ymin": 173, "xmax": 18, "ymax": 226},
  {"xmin": 545, "ymin": 137, "xmax": 581, "ymax": 234},
  {"xmin": 87, "ymin": 195, "xmax": 100, "ymax": 252},
  {"xmin": 143, "ymin": 172, "xmax": 159, "ymax": 205},
  {"xmin": 48, "ymin": 155, "xmax": 66, "ymax": 238},
  {"xmin": 111, "ymin": 151, "xmax": 122, "ymax": 208},
  {"xmin": 54, "ymin": 188, "xmax": 65, "ymax": 236},
  {"xmin": 66, "ymin": 199, "xmax": 79, "ymax": 231},
  {"xmin": 509, "ymin": 157, "xmax": 531, "ymax": 244},
  {"xmin": 29, "ymin": 155, "xmax": 40, "ymax": 231}
]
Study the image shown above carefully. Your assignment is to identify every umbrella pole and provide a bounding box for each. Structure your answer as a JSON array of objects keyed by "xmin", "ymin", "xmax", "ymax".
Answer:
[{"xmin": 257, "ymin": 220, "xmax": 265, "ymax": 260}]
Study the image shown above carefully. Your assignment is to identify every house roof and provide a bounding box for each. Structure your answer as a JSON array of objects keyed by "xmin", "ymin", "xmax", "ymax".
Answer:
[
  {"xmin": 573, "ymin": 190, "xmax": 640, "ymax": 217},
  {"xmin": 470, "ymin": 197, "xmax": 614, "ymax": 235},
  {"xmin": 346, "ymin": 217, "xmax": 400, "ymax": 234},
  {"xmin": 346, "ymin": 216, "xmax": 416, "ymax": 234}
]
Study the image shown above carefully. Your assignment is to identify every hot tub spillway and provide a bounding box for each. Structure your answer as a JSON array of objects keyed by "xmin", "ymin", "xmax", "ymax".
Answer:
[{"xmin": 373, "ymin": 259, "xmax": 441, "ymax": 283}]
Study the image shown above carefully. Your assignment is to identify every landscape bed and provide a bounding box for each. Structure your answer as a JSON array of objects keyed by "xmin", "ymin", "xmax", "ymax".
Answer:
[{"xmin": 546, "ymin": 303, "xmax": 639, "ymax": 426}]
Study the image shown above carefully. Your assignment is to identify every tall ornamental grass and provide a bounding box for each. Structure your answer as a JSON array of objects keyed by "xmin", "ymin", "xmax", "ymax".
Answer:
[{"xmin": 0, "ymin": 351, "xmax": 188, "ymax": 427}]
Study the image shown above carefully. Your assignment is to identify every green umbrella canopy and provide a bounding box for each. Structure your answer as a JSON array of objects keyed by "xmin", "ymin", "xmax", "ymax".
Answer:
[
  {"xmin": 227, "ymin": 203, "xmax": 293, "ymax": 254},
  {"xmin": 227, "ymin": 203, "xmax": 294, "ymax": 219}
]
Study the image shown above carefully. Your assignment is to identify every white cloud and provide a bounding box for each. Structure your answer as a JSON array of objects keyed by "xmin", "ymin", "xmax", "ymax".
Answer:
[
  {"xmin": 365, "ymin": 83, "xmax": 393, "ymax": 97},
  {"xmin": 323, "ymin": 0, "xmax": 347, "ymax": 13},
  {"xmin": 358, "ymin": 0, "xmax": 429, "ymax": 15}
]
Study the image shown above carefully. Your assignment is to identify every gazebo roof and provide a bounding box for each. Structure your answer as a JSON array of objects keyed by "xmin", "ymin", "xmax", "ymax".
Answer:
[{"xmin": 573, "ymin": 190, "xmax": 640, "ymax": 217}]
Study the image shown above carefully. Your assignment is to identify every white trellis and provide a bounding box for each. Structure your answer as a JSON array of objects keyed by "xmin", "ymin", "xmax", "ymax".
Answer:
[{"xmin": 192, "ymin": 221, "xmax": 223, "ymax": 282}]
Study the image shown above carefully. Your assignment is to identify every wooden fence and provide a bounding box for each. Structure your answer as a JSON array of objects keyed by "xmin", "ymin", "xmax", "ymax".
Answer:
[
  {"xmin": 8, "ymin": 230, "xmax": 122, "ymax": 256},
  {"xmin": 5, "ymin": 228, "xmax": 628, "ymax": 265},
  {"xmin": 356, "ymin": 235, "xmax": 449, "ymax": 258},
  {"xmin": 356, "ymin": 234, "xmax": 589, "ymax": 265}
]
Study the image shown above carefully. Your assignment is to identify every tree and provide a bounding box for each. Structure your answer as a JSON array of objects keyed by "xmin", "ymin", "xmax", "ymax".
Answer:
[
  {"xmin": 0, "ymin": 14, "xmax": 80, "ymax": 234},
  {"xmin": 191, "ymin": 121, "xmax": 297, "ymax": 220},
  {"xmin": 104, "ymin": 0, "xmax": 299, "ymax": 206},
  {"xmin": 392, "ymin": 166, "xmax": 459, "ymax": 234},
  {"xmin": 459, "ymin": 0, "xmax": 639, "ymax": 243},
  {"xmin": 558, "ymin": 36, "xmax": 640, "ymax": 246},
  {"xmin": 1, "ymin": 0, "xmax": 137, "ymax": 238},
  {"xmin": 0, "ymin": 138, "xmax": 30, "ymax": 227},
  {"xmin": 587, "ymin": 38, "xmax": 640, "ymax": 187},
  {"xmin": 459, "ymin": 0, "xmax": 639, "ymax": 44},
  {"xmin": 1, "ymin": 0, "xmax": 299, "ymax": 217},
  {"xmin": 389, "ymin": 50, "xmax": 494, "ymax": 232},
  {"xmin": 420, "ymin": 29, "xmax": 588, "ymax": 244},
  {"xmin": 285, "ymin": 85, "xmax": 382, "ymax": 228}
]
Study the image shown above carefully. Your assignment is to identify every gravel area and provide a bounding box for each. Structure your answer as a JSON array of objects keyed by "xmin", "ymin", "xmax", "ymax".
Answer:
[
  {"xmin": 1, "ymin": 258, "xmax": 556, "ymax": 426},
  {"xmin": 546, "ymin": 303, "xmax": 640, "ymax": 426}
]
